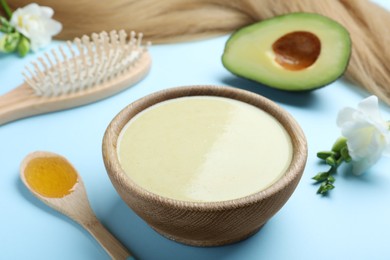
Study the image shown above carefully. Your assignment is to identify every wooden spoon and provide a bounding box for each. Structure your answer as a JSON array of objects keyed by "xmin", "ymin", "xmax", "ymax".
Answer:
[{"xmin": 20, "ymin": 151, "xmax": 133, "ymax": 260}]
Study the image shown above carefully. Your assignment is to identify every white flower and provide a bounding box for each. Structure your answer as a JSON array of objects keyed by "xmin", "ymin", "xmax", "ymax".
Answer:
[
  {"xmin": 337, "ymin": 96, "xmax": 390, "ymax": 175},
  {"xmin": 10, "ymin": 3, "xmax": 62, "ymax": 51}
]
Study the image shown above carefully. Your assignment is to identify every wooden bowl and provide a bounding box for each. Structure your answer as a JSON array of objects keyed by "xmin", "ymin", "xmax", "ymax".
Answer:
[{"xmin": 102, "ymin": 85, "xmax": 307, "ymax": 246}]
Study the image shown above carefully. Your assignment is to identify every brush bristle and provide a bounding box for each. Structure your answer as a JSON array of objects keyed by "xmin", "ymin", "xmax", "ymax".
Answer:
[{"xmin": 23, "ymin": 30, "xmax": 150, "ymax": 96}]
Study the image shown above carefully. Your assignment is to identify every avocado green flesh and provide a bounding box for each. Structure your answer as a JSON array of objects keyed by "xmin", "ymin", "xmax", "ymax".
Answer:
[{"xmin": 222, "ymin": 13, "xmax": 352, "ymax": 91}]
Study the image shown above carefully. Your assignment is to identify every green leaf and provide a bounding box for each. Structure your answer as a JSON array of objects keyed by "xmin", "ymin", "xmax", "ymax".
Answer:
[
  {"xmin": 0, "ymin": 16, "xmax": 14, "ymax": 33},
  {"xmin": 0, "ymin": 16, "xmax": 9, "ymax": 25},
  {"xmin": 17, "ymin": 35, "xmax": 30, "ymax": 57}
]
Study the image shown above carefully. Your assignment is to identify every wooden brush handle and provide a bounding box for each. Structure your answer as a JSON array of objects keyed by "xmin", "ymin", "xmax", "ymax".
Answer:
[
  {"xmin": 83, "ymin": 217, "xmax": 133, "ymax": 260},
  {"xmin": 0, "ymin": 83, "xmax": 38, "ymax": 125}
]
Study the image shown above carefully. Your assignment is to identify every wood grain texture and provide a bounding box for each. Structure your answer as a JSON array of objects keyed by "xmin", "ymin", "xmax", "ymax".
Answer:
[
  {"xmin": 0, "ymin": 52, "xmax": 151, "ymax": 126},
  {"xmin": 20, "ymin": 151, "xmax": 132, "ymax": 260},
  {"xmin": 102, "ymin": 85, "xmax": 308, "ymax": 246}
]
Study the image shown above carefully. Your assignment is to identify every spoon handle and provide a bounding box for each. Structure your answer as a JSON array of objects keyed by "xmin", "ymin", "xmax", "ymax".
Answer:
[{"xmin": 83, "ymin": 217, "xmax": 133, "ymax": 260}]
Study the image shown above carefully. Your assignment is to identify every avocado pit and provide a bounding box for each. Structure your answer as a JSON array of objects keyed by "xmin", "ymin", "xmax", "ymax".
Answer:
[
  {"xmin": 272, "ymin": 31, "xmax": 321, "ymax": 71},
  {"xmin": 222, "ymin": 12, "xmax": 352, "ymax": 91}
]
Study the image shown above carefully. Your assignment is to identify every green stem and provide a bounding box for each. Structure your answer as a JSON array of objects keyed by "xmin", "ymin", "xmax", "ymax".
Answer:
[
  {"xmin": 313, "ymin": 137, "xmax": 351, "ymax": 195},
  {"xmin": 0, "ymin": 0, "xmax": 12, "ymax": 19}
]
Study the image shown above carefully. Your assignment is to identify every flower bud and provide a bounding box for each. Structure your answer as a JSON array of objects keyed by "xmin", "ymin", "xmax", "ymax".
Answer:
[
  {"xmin": 331, "ymin": 137, "xmax": 347, "ymax": 152},
  {"xmin": 0, "ymin": 32, "xmax": 20, "ymax": 53},
  {"xmin": 312, "ymin": 172, "xmax": 329, "ymax": 182},
  {"xmin": 317, "ymin": 182, "xmax": 335, "ymax": 194},
  {"xmin": 327, "ymin": 175, "xmax": 335, "ymax": 183},
  {"xmin": 340, "ymin": 146, "xmax": 351, "ymax": 162},
  {"xmin": 317, "ymin": 151, "xmax": 335, "ymax": 160},
  {"xmin": 17, "ymin": 36, "xmax": 30, "ymax": 57},
  {"xmin": 326, "ymin": 156, "xmax": 336, "ymax": 166}
]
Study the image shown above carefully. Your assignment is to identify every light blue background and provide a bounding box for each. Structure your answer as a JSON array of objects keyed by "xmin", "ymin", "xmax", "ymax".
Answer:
[{"xmin": 1, "ymin": 1, "xmax": 390, "ymax": 259}]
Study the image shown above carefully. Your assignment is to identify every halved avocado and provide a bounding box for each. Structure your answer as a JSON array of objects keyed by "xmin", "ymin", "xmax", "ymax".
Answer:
[{"xmin": 222, "ymin": 13, "xmax": 352, "ymax": 91}]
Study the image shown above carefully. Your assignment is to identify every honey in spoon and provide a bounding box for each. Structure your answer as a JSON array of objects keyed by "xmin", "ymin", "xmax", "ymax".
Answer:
[
  {"xmin": 24, "ymin": 155, "xmax": 78, "ymax": 198},
  {"xmin": 20, "ymin": 151, "xmax": 133, "ymax": 260}
]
